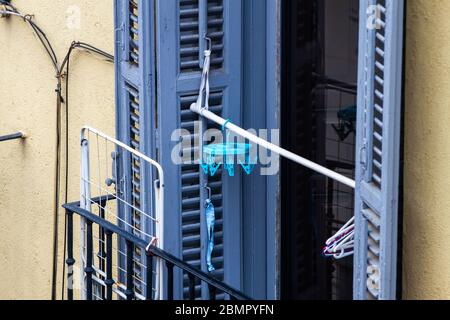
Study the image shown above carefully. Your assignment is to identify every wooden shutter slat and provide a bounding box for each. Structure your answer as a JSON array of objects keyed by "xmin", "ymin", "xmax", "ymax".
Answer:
[{"xmin": 354, "ymin": 0, "xmax": 404, "ymax": 300}]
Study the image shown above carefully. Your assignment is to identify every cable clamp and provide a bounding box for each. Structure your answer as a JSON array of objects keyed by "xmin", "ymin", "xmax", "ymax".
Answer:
[{"xmin": 23, "ymin": 13, "xmax": 34, "ymax": 22}]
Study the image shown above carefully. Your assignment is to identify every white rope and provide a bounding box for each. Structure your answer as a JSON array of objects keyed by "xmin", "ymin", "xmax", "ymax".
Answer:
[{"xmin": 195, "ymin": 46, "xmax": 211, "ymax": 111}]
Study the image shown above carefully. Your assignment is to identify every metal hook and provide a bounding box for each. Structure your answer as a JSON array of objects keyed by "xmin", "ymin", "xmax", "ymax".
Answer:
[
  {"xmin": 205, "ymin": 36, "xmax": 212, "ymax": 52},
  {"xmin": 204, "ymin": 184, "xmax": 212, "ymax": 200}
]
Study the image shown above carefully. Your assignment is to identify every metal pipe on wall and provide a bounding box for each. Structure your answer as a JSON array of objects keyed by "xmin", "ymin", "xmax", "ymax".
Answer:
[{"xmin": 0, "ymin": 132, "xmax": 25, "ymax": 142}]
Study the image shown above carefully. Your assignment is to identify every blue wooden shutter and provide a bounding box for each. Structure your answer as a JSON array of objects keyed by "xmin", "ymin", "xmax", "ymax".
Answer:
[
  {"xmin": 114, "ymin": 0, "xmax": 156, "ymax": 297},
  {"xmin": 156, "ymin": 0, "xmax": 243, "ymax": 299},
  {"xmin": 354, "ymin": 0, "xmax": 404, "ymax": 300}
]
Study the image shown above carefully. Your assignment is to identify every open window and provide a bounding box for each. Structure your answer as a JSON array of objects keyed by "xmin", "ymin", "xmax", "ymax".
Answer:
[
  {"xmin": 281, "ymin": 0, "xmax": 404, "ymax": 300},
  {"xmin": 113, "ymin": 0, "xmax": 404, "ymax": 301}
]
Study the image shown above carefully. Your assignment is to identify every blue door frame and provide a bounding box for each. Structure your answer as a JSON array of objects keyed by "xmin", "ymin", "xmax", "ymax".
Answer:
[{"xmin": 242, "ymin": 0, "xmax": 280, "ymax": 300}]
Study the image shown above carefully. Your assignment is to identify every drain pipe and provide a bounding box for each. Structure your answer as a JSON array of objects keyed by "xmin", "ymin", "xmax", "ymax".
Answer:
[
  {"xmin": 190, "ymin": 103, "xmax": 356, "ymax": 189},
  {"xmin": 0, "ymin": 132, "xmax": 26, "ymax": 142}
]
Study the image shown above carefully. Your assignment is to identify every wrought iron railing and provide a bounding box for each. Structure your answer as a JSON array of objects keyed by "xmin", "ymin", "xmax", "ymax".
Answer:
[{"xmin": 63, "ymin": 196, "xmax": 250, "ymax": 301}]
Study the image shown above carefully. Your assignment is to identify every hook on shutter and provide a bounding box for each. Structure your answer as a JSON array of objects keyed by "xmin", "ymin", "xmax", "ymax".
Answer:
[
  {"xmin": 360, "ymin": 139, "xmax": 368, "ymax": 173},
  {"xmin": 199, "ymin": 0, "xmax": 208, "ymax": 67}
]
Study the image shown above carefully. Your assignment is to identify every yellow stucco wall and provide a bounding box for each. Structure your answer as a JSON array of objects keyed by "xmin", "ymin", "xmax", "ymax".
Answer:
[
  {"xmin": 1, "ymin": 0, "xmax": 450, "ymax": 301},
  {"xmin": 0, "ymin": 0, "xmax": 114, "ymax": 299},
  {"xmin": 403, "ymin": 0, "xmax": 450, "ymax": 300}
]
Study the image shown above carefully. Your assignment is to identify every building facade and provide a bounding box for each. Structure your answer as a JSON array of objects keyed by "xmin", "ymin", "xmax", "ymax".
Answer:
[{"xmin": 0, "ymin": 0, "xmax": 449, "ymax": 300}]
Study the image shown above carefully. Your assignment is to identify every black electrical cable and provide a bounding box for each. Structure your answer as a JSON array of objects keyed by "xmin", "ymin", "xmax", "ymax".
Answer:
[
  {"xmin": 25, "ymin": 13, "xmax": 62, "ymax": 303},
  {"xmin": 1, "ymin": 5, "xmax": 114, "ymax": 300},
  {"xmin": 0, "ymin": 0, "xmax": 18, "ymax": 13},
  {"xmin": 23, "ymin": 14, "xmax": 62, "ymax": 302},
  {"xmin": 4, "ymin": 11, "xmax": 58, "ymax": 70},
  {"xmin": 59, "ymin": 41, "xmax": 114, "ymax": 300},
  {"xmin": 60, "ymin": 42, "xmax": 114, "ymax": 69},
  {"xmin": 0, "ymin": 11, "xmax": 58, "ymax": 71},
  {"xmin": 28, "ymin": 21, "xmax": 59, "ymax": 71},
  {"xmin": 60, "ymin": 44, "xmax": 73, "ymax": 301}
]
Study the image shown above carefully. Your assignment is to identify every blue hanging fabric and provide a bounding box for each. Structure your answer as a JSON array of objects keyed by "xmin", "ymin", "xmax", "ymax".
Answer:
[{"xmin": 205, "ymin": 196, "xmax": 215, "ymax": 272}]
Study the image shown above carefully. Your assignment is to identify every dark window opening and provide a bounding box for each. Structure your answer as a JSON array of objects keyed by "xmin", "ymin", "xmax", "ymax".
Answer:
[{"xmin": 281, "ymin": 0, "xmax": 359, "ymax": 300}]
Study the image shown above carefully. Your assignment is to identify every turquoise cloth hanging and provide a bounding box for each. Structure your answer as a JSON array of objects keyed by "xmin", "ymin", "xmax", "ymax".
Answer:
[{"xmin": 204, "ymin": 187, "xmax": 215, "ymax": 272}]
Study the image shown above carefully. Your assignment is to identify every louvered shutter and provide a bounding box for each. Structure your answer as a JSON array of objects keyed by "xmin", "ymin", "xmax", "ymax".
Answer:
[
  {"xmin": 114, "ymin": 0, "xmax": 156, "ymax": 297},
  {"xmin": 156, "ymin": 0, "xmax": 243, "ymax": 299},
  {"xmin": 354, "ymin": 0, "xmax": 404, "ymax": 300}
]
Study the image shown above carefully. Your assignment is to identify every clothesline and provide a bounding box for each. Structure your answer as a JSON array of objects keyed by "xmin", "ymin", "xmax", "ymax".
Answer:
[{"xmin": 191, "ymin": 45, "xmax": 356, "ymax": 260}]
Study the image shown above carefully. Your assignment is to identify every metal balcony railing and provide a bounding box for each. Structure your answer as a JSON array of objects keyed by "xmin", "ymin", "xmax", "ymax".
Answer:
[{"xmin": 63, "ymin": 196, "xmax": 250, "ymax": 301}]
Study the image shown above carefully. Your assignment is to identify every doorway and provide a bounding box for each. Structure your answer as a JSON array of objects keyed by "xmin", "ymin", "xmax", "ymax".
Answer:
[{"xmin": 281, "ymin": 0, "xmax": 359, "ymax": 300}]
